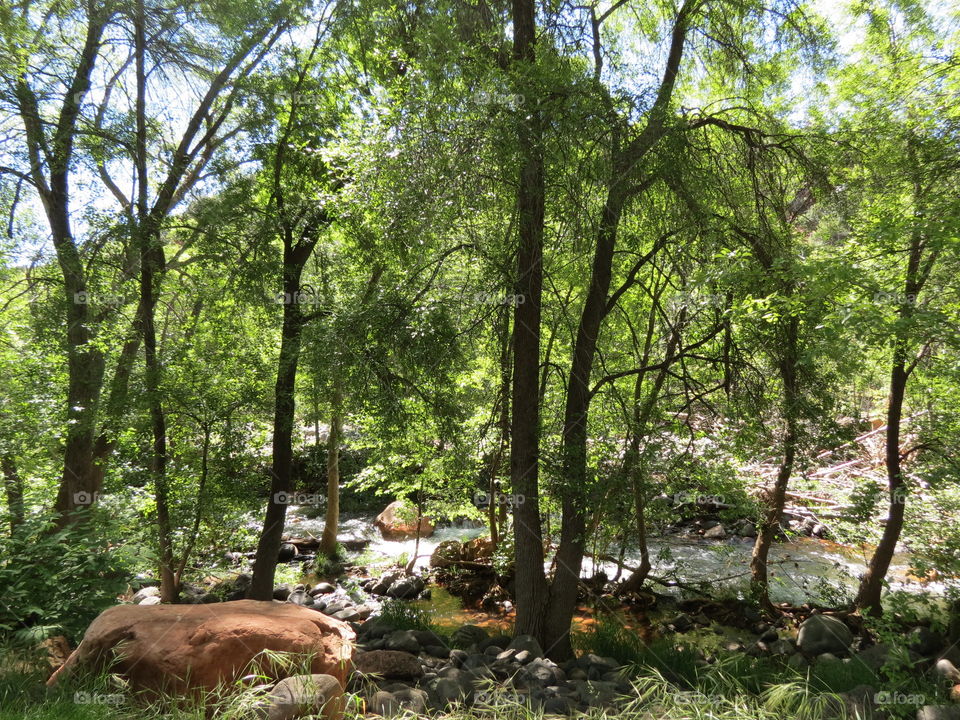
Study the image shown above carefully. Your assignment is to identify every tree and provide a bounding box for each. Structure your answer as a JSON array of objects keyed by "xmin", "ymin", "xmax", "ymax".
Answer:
[
  {"xmin": 842, "ymin": 6, "xmax": 960, "ymax": 612},
  {"xmin": 248, "ymin": 29, "xmax": 342, "ymax": 599}
]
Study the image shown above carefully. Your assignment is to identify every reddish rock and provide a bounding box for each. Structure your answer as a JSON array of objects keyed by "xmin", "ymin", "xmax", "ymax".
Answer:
[
  {"xmin": 430, "ymin": 540, "xmax": 462, "ymax": 568},
  {"xmin": 47, "ymin": 600, "xmax": 355, "ymax": 694},
  {"xmin": 374, "ymin": 501, "xmax": 434, "ymax": 541},
  {"xmin": 462, "ymin": 536, "xmax": 494, "ymax": 562},
  {"xmin": 353, "ymin": 650, "xmax": 424, "ymax": 679},
  {"xmin": 951, "ymin": 684, "xmax": 960, "ymax": 703}
]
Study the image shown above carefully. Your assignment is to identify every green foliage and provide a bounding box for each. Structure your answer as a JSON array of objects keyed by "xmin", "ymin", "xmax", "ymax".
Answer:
[{"xmin": 0, "ymin": 511, "xmax": 135, "ymax": 643}]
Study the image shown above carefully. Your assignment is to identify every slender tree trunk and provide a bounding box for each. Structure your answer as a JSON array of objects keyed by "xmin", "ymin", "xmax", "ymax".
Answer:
[
  {"xmin": 406, "ymin": 478, "xmax": 425, "ymax": 574},
  {"xmin": 2, "ymin": 453, "xmax": 24, "ymax": 533},
  {"xmin": 487, "ymin": 306, "xmax": 512, "ymax": 549},
  {"xmin": 319, "ymin": 386, "xmax": 342, "ymax": 558},
  {"xmin": 134, "ymin": 0, "xmax": 175, "ymax": 603},
  {"xmin": 175, "ymin": 425, "xmax": 211, "ymax": 587},
  {"xmin": 750, "ymin": 315, "xmax": 799, "ymax": 609},
  {"xmin": 855, "ymin": 153, "xmax": 930, "ymax": 616},
  {"xmin": 540, "ymin": 6, "xmax": 690, "ymax": 658},
  {"xmin": 90, "ymin": 324, "xmax": 143, "ymax": 491},
  {"xmin": 250, "ymin": 266, "xmax": 308, "ymax": 599},
  {"xmin": 619, "ymin": 307, "xmax": 684, "ymax": 593},
  {"xmin": 509, "ymin": 0, "xmax": 549, "ymax": 641},
  {"xmin": 547, "ymin": 184, "xmax": 628, "ymax": 659},
  {"xmin": 855, "ymin": 343, "xmax": 909, "ymax": 613}
]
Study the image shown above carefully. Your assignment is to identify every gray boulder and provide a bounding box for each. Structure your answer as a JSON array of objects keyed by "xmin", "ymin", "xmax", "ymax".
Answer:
[
  {"xmin": 918, "ymin": 708, "xmax": 960, "ymax": 720},
  {"xmin": 277, "ymin": 543, "xmax": 298, "ymax": 562},
  {"xmin": 375, "ymin": 687, "xmax": 428, "ymax": 716},
  {"xmin": 910, "ymin": 626, "xmax": 946, "ymax": 657},
  {"xmin": 797, "ymin": 614, "xmax": 853, "ymax": 656},
  {"xmin": 384, "ymin": 629, "xmax": 421, "ymax": 655},
  {"xmin": 262, "ymin": 673, "xmax": 342, "ymax": 720},
  {"xmin": 934, "ymin": 659, "xmax": 960, "ymax": 684},
  {"xmin": 354, "ymin": 650, "xmax": 424, "ymax": 680},
  {"xmin": 310, "ymin": 582, "xmax": 336, "ymax": 595},
  {"xmin": 451, "ymin": 624, "xmax": 489, "ymax": 649},
  {"xmin": 855, "ymin": 644, "xmax": 891, "ymax": 671},
  {"xmin": 385, "ymin": 576, "xmax": 425, "ymax": 600}
]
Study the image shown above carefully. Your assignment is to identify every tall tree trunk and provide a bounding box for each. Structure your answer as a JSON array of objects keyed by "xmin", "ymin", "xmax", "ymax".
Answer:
[
  {"xmin": 509, "ymin": 0, "xmax": 549, "ymax": 641},
  {"xmin": 250, "ymin": 270, "xmax": 308, "ymax": 599},
  {"xmin": 18, "ymin": 8, "xmax": 112, "ymax": 527},
  {"xmin": 134, "ymin": 0, "xmax": 176, "ymax": 603},
  {"xmin": 855, "ymin": 339, "xmax": 910, "ymax": 613},
  {"xmin": 319, "ymin": 386, "xmax": 342, "ymax": 558},
  {"xmin": 52, "ymin": 281, "xmax": 105, "ymax": 526},
  {"xmin": 750, "ymin": 314, "xmax": 799, "ymax": 609},
  {"xmin": 2, "ymin": 453, "xmax": 24, "ymax": 533},
  {"xmin": 547, "ymin": 183, "xmax": 628, "ymax": 659},
  {"xmin": 855, "ymin": 152, "xmax": 930, "ymax": 616}
]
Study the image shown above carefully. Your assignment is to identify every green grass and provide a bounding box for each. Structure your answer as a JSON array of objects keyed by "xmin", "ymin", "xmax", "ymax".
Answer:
[
  {"xmin": 573, "ymin": 614, "xmax": 701, "ymax": 687},
  {"xmin": 376, "ymin": 599, "xmax": 446, "ymax": 636}
]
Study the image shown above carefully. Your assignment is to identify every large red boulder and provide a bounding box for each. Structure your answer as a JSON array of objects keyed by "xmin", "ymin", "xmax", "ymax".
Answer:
[
  {"xmin": 47, "ymin": 600, "xmax": 355, "ymax": 694},
  {"xmin": 374, "ymin": 500, "xmax": 434, "ymax": 541}
]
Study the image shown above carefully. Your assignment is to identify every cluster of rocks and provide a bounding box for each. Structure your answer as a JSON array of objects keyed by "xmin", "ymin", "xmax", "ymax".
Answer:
[
  {"xmin": 429, "ymin": 537, "xmax": 495, "ymax": 568},
  {"xmin": 672, "ymin": 515, "xmax": 828, "ymax": 541},
  {"xmin": 359, "ymin": 572, "xmax": 429, "ymax": 600},
  {"xmin": 131, "ymin": 574, "xmax": 383, "ymax": 626},
  {"xmin": 272, "ymin": 581, "xmax": 377, "ymax": 624},
  {"xmin": 786, "ymin": 513, "xmax": 830, "ymax": 539},
  {"xmin": 662, "ymin": 610, "xmax": 960, "ymax": 719},
  {"xmin": 350, "ymin": 620, "xmax": 632, "ymax": 716}
]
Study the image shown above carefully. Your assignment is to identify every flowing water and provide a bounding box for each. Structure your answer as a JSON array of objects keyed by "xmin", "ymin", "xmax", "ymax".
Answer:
[{"xmin": 284, "ymin": 508, "xmax": 945, "ymax": 608}]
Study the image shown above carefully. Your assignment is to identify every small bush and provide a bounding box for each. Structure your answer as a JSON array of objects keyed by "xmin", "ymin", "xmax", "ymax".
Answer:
[
  {"xmin": 573, "ymin": 614, "xmax": 700, "ymax": 687},
  {"xmin": 377, "ymin": 599, "xmax": 443, "ymax": 636},
  {"xmin": 0, "ymin": 510, "xmax": 133, "ymax": 643}
]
